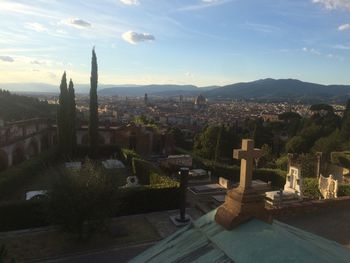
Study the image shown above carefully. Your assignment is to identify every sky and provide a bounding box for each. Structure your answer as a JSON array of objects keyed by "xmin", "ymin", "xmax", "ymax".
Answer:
[{"xmin": 0, "ymin": 0, "xmax": 350, "ymax": 87}]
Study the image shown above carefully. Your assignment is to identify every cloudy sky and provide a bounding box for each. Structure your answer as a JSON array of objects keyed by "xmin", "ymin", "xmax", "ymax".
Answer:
[{"xmin": 0, "ymin": 0, "xmax": 350, "ymax": 87}]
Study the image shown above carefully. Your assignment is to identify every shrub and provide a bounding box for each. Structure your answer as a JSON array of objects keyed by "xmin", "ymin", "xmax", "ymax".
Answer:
[
  {"xmin": 0, "ymin": 148, "xmax": 58, "ymax": 201},
  {"xmin": 76, "ymin": 145, "xmax": 123, "ymax": 160},
  {"xmin": 338, "ymin": 184, "xmax": 350, "ymax": 197},
  {"xmin": 116, "ymin": 187, "xmax": 180, "ymax": 216},
  {"xmin": 47, "ymin": 160, "xmax": 118, "ymax": 239},
  {"xmin": 302, "ymin": 178, "xmax": 321, "ymax": 199},
  {"xmin": 0, "ymin": 200, "xmax": 49, "ymax": 231},
  {"xmin": 150, "ymin": 172, "xmax": 179, "ymax": 188}
]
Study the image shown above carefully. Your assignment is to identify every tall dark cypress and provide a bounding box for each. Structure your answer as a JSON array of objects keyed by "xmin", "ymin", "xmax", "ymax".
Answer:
[
  {"xmin": 58, "ymin": 72, "xmax": 69, "ymax": 156},
  {"xmin": 68, "ymin": 79, "xmax": 77, "ymax": 156},
  {"xmin": 89, "ymin": 47, "xmax": 99, "ymax": 157},
  {"xmin": 341, "ymin": 99, "xmax": 350, "ymax": 139}
]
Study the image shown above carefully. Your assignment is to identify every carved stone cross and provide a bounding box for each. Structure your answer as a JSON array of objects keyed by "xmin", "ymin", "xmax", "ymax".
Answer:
[{"xmin": 233, "ymin": 139, "xmax": 263, "ymax": 190}]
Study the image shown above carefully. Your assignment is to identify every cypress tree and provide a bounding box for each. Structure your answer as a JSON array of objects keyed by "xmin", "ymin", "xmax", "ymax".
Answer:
[
  {"xmin": 68, "ymin": 79, "xmax": 77, "ymax": 156},
  {"xmin": 58, "ymin": 72, "xmax": 69, "ymax": 156},
  {"xmin": 341, "ymin": 99, "xmax": 350, "ymax": 139},
  {"xmin": 89, "ymin": 47, "xmax": 99, "ymax": 157}
]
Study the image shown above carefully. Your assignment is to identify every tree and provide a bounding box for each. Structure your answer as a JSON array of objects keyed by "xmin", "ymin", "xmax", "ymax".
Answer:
[
  {"xmin": 89, "ymin": 47, "xmax": 99, "ymax": 157},
  {"xmin": 341, "ymin": 99, "xmax": 350, "ymax": 139},
  {"xmin": 58, "ymin": 72, "xmax": 69, "ymax": 156},
  {"xmin": 48, "ymin": 161, "xmax": 118, "ymax": 239},
  {"xmin": 68, "ymin": 79, "xmax": 77, "ymax": 155}
]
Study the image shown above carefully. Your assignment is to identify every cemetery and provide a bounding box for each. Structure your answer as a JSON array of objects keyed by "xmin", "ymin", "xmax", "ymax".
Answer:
[{"xmin": 1, "ymin": 140, "xmax": 350, "ymax": 261}]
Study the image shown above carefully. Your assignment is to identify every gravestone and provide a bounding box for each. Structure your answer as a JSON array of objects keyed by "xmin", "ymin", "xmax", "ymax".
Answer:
[
  {"xmin": 319, "ymin": 174, "xmax": 338, "ymax": 199},
  {"xmin": 102, "ymin": 159, "xmax": 125, "ymax": 169},
  {"xmin": 219, "ymin": 177, "xmax": 231, "ymax": 189},
  {"xmin": 215, "ymin": 139, "xmax": 271, "ymax": 230},
  {"xmin": 284, "ymin": 166, "xmax": 303, "ymax": 196},
  {"xmin": 265, "ymin": 156, "xmax": 303, "ymax": 206},
  {"xmin": 125, "ymin": 176, "xmax": 139, "ymax": 188},
  {"xmin": 65, "ymin": 162, "xmax": 82, "ymax": 169}
]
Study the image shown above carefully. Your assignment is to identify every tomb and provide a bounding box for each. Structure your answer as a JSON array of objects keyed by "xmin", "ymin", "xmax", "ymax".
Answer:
[
  {"xmin": 265, "ymin": 154, "xmax": 303, "ymax": 206},
  {"xmin": 102, "ymin": 159, "xmax": 125, "ymax": 169},
  {"xmin": 318, "ymin": 174, "xmax": 338, "ymax": 199},
  {"xmin": 65, "ymin": 162, "xmax": 82, "ymax": 169},
  {"xmin": 25, "ymin": 190, "xmax": 47, "ymax": 201}
]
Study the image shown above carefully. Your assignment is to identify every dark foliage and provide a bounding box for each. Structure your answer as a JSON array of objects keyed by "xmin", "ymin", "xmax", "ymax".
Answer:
[{"xmin": 0, "ymin": 89, "xmax": 55, "ymax": 121}]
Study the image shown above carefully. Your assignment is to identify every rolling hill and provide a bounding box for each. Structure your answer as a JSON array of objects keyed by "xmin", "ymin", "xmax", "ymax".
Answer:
[{"xmin": 204, "ymin": 79, "xmax": 350, "ymax": 102}]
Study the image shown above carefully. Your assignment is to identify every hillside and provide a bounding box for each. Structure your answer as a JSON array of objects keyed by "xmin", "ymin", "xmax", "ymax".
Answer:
[
  {"xmin": 98, "ymin": 84, "xmax": 199, "ymax": 96},
  {"xmin": 205, "ymin": 79, "xmax": 350, "ymax": 102},
  {"xmin": 0, "ymin": 90, "xmax": 56, "ymax": 121}
]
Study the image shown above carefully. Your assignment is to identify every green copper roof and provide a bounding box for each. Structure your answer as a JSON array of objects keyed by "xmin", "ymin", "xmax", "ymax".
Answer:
[{"xmin": 129, "ymin": 210, "xmax": 350, "ymax": 263}]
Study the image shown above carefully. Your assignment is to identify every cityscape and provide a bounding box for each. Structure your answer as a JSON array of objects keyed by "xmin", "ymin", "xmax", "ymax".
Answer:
[{"xmin": 1, "ymin": 0, "xmax": 350, "ymax": 262}]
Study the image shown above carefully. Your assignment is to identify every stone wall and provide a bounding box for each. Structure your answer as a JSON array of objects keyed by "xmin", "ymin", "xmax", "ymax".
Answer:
[{"xmin": 268, "ymin": 196, "xmax": 350, "ymax": 219}]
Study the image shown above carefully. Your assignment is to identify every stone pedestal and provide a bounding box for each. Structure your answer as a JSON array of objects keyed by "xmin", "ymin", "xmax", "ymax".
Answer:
[{"xmin": 215, "ymin": 186, "xmax": 271, "ymax": 230}]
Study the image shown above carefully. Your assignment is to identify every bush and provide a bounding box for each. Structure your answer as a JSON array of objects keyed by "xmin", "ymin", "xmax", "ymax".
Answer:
[
  {"xmin": 338, "ymin": 184, "xmax": 350, "ymax": 197},
  {"xmin": 0, "ymin": 149, "xmax": 58, "ymax": 201},
  {"xmin": 176, "ymin": 147, "xmax": 286, "ymax": 188},
  {"xmin": 0, "ymin": 200, "xmax": 49, "ymax": 231},
  {"xmin": 302, "ymin": 178, "xmax": 321, "ymax": 199},
  {"xmin": 48, "ymin": 160, "xmax": 118, "ymax": 239},
  {"xmin": 150, "ymin": 172, "xmax": 179, "ymax": 188},
  {"xmin": 76, "ymin": 145, "xmax": 123, "ymax": 160},
  {"xmin": 117, "ymin": 187, "xmax": 180, "ymax": 216}
]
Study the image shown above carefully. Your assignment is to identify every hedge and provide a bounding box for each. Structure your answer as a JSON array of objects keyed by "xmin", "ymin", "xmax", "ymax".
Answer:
[
  {"xmin": 0, "ymin": 186, "xmax": 180, "ymax": 232},
  {"xmin": 302, "ymin": 178, "xmax": 321, "ymax": 199},
  {"xmin": 0, "ymin": 149, "xmax": 58, "ymax": 201},
  {"xmin": 116, "ymin": 187, "xmax": 180, "ymax": 216},
  {"xmin": 0, "ymin": 200, "xmax": 49, "ymax": 232},
  {"xmin": 338, "ymin": 184, "xmax": 350, "ymax": 197},
  {"xmin": 175, "ymin": 147, "xmax": 286, "ymax": 188},
  {"xmin": 76, "ymin": 145, "xmax": 124, "ymax": 160}
]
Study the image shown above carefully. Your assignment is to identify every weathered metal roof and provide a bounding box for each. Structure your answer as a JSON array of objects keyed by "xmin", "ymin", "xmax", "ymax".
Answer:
[{"xmin": 129, "ymin": 210, "xmax": 350, "ymax": 263}]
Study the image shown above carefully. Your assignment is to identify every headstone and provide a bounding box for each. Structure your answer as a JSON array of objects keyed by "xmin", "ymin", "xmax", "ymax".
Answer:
[
  {"xmin": 319, "ymin": 174, "xmax": 338, "ymax": 199},
  {"xmin": 125, "ymin": 176, "xmax": 139, "ymax": 188},
  {"xmin": 265, "ymin": 162, "xmax": 303, "ymax": 206},
  {"xmin": 284, "ymin": 166, "xmax": 302, "ymax": 196},
  {"xmin": 102, "ymin": 159, "xmax": 125, "ymax": 169},
  {"xmin": 215, "ymin": 139, "xmax": 271, "ymax": 230},
  {"xmin": 25, "ymin": 190, "xmax": 47, "ymax": 200},
  {"xmin": 65, "ymin": 162, "xmax": 82, "ymax": 169},
  {"xmin": 219, "ymin": 177, "xmax": 231, "ymax": 189}
]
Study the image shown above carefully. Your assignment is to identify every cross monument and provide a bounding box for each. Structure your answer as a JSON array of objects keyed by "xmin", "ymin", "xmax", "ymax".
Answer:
[
  {"xmin": 215, "ymin": 139, "xmax": 271, "ymax": 230},
  {"xmin": 234, "ymin": 139, "xmax": 263, "ymax": 190}
]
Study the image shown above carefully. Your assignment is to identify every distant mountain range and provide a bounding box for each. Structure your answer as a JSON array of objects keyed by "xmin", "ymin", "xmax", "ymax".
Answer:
[
  {"xmin": 205, "ymin": 78, "xmax": 350, "ymax": 102},
  {"xmin": 2, "ymin": 79, "xmax": 350, "ymax": 102}
]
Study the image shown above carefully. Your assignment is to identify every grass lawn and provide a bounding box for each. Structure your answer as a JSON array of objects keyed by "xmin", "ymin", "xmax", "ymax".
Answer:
[{"xmin": 0, "ymin": 215, "xmax": 160, "ymax": 262}]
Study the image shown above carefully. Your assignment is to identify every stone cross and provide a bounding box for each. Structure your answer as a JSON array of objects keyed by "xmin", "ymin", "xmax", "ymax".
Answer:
[{"xmin": 233, "ymin": 139, "xmax": 263, "ymax": 190}]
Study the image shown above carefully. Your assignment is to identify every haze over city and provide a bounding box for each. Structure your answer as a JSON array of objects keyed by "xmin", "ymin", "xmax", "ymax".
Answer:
[{"xmin": 1, "ymin": 0, "xmax": 350, "ymax": 87}]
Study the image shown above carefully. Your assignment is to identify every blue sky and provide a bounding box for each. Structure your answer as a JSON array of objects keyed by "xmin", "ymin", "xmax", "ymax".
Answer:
[{"xmin": 0, "ymin": 0, "xmax": 350, "ymax": 86}]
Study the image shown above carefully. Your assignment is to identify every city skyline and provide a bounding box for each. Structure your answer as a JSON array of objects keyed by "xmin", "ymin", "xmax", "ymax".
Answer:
[{"xmin": 1, "ymin": 0, "xmax": 350, "ymax": 87}]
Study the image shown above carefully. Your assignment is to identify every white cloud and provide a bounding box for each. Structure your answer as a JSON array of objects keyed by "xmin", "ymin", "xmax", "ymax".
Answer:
[
  {"xmin": 120, "ymin": 0, "xmax": 139, "ymax": 5},
  {"xmin": 0, "ymin": 56, "xmax": 14, "ymax": 62},
  {"xmin": 178, "ymin": 0, "xmax": 232, "ymax": 11},
  {"xmin": 61, "ymin": 18, "xmax": 91, "ymax": 28},
  {"xmin": 25, "ymin": 22, "xmax": 47, "ymax": 32},
  {"xmin": 122, "ymin": 31, "xmax": 155, "ymax": 44},
  {"xmin": 312, "ymin": 0, "xmax": 350, "ymax": 10},
  {"xmin": 338, "ymin": 23, "xmax": 350, "ymax": 31}
]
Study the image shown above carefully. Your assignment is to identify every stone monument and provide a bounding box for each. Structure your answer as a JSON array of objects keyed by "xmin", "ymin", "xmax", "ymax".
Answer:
[
  {"xmin": 319, "ymin": 174, "xmax": 338, "ymax": 199},
  {"xmin": 215, "ymin": 139, "xmax": 271, "ymax": 230}
]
